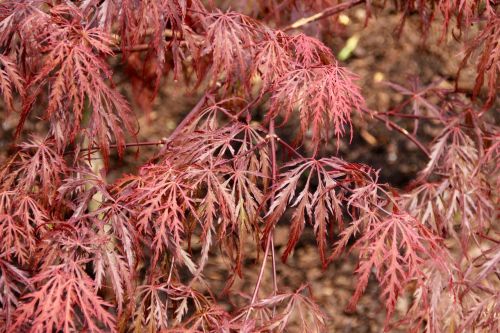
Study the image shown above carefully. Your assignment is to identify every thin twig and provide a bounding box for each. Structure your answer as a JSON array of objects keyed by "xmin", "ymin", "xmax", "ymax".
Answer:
[
  {"xmin": 67, "ymin": 139, "xmax": 167, "ymax": 156},
  {"xmin": 111, "ymin": 29, "xmax": 178, "ymax": 45},
  {"xmin": 245, "ymin": 232, "xmax": 272, "ymax": 321},
  {"xmin": 244, "ymin": 120, "xmax": 281, "ymax": 321},
  {"xmin": 366, "ymin": 108, "xmax": 431, "ymax": 157},
  {"xmin": 283, "ymin": 0, "xmax": 365, "ymax": 31},
  {"xmin": 376, "ymin": 111, "xmax": 441, "ymax": 121},
  {"xmin": 111, "ymin": 29, "xmax": 187, "ymax": 53},
  {"xmin": 269, "ymin": 120, "xmax": 279, "ymax": 314},
  {"xmin": 276, "ymin": 137, "xmax": 304, "ymax": 159}
]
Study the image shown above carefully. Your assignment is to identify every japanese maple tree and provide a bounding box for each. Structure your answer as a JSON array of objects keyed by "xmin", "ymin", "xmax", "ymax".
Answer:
[{"xmin": 0, "ymin": 0, "xmax": 498, "ymax": 332}]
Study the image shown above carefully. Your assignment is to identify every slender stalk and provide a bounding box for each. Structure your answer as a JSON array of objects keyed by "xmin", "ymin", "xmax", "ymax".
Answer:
[
  {"xmin": 166, "ymin": 258, "xmax": 175, "ymax": 285},
  {"xmin": 270, "ymin": 236, "xmax": 277, "ymax": 316},
  {"xmin": 276, "ymin": 136, "xmax": 304, "ymax": 159},
  {"xmin": 244, "ymin": 120, "xmax": 279, "ymax": 321},
  {"xmin": 269, "ymin": 120, "xmax": 279, "ymax": 313},
  {"xmin": 245, "ymin": 233, "xmax": 272, "ymax": 321},
  {"xmin": 367, "ymin": 109, "xmax": 431, "ymax": 157}
]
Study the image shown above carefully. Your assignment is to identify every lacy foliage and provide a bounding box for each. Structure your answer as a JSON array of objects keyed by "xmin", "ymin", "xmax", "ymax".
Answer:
[{"xmin": 0, "ymin": 1, "xmax": 498, "ymax": 332}]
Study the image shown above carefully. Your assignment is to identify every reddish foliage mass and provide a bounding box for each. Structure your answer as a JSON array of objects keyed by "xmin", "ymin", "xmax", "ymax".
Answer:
[{"xmin": 0, "ymin": 1, "xmax": 498, "ymax": 332}]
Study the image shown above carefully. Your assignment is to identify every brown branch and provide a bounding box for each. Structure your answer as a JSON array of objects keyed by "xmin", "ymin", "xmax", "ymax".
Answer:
[
  {"xmin": 283, "ymin": 0, "xmax": 365, "ymax": 31},
  {"xmin": 68, "ymin": 140, "xmax": 167, "ymax": 156},
  {"xmin": 111, "ymin": 29, "xmax": 185, "ymax": 53},
  {"xmin": 113, "ymin": 44, "xmax": 151, "ymax": 53},
  {"xmin": 376, "ymin": 111, "xmax": 441, "ymax": 121},
  {"xmin": 111, "ymin": 29, "xmax": 177, "ymax": 45}
]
